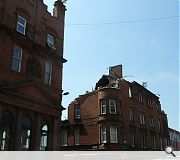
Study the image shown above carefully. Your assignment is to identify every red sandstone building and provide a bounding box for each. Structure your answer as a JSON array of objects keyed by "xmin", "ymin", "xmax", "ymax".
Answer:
[
  {"xmin": 61, "ymin": 65, "xmax": 169, "ymax": 150},
  {"xmin": 0, "ymin": 0, "xmax": 66, "ymax": 150},
  {"xmin": 169, "ymin": 128, "xmax": 180, "ymax": 151}
]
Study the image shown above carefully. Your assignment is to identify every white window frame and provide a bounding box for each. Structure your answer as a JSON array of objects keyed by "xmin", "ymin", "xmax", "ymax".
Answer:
[
  {"xmin": 110, "ymin": 126, "xmax": 118, "ymax": 143},
  {"xmin": 16, "ymin": 15, "xmax": 26, "ymax": 35},
  {"xmin": 128, "ymin": 87, "xmax": 132, "ymax": 98},
  {"xmin": 44, "ymin": 61, "xmax": 53, "ymax": 85},
  {"xmin": 109, "ymin": 99, "xmax": 116, "ymax": 114},
  {"xmin": 47, "ymin": 34, "xmax": 55, "ymax": 47},
  {"xmin": 11, "ymin": 45, "xmax": 22, "ymax": 72},
  {"xmin": 74, "ymin": 129, "xmax": 80, "ymax": 145},
  {"xmin": 62, "ymin": 130, "xmax": 67, "ymax": 146},
  {"xmin": 100, "ymin": 99, "xmax": 106, "ymax": 114},
  {"xmin": 100, "ymin": 126, "xmax": 106, "ymax": 143},
  {"xmin": 74, "ymin": 105, "xmax": 80, "ymax": 119}
]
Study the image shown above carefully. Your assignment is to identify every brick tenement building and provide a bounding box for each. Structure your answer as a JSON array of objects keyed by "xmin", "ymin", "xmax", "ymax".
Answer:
[
  {"xmin": 0, "ymin": 0, "xmax": 66, "ymax": 150},
  {"xmin": 61, "ymin": 65, "xmax": 169, "ymax": 150},
  {"xmin": 169, "ymin": 128, "xmax": 180, "ymax": 151}
]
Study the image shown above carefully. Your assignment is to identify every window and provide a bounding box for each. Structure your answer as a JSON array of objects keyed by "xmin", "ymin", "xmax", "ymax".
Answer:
[
  {"xmin": 21, "ymin": 116, "xmax": 32, "ymax": 151},
  {"xmin": 132, "ymin": 134, "xmax": 135, "ymax": 147},
  {"xmin": 16, "ymin": 15, "xmax": 26, "ymax": 35},
  {"xmin": 149, "ymin": 117, "xmax": 155, "ymax": 128},
  {"xmin": 74, "ymin": 105, "xmax": 80, "ymax": 119},
  {"xmin": 147, "ymin": 99, "xmax": 152, "ymax": 107},
  {"xmin": 128, "ymin": 87, "xmax": 132, "ymax": 98},
  {"xmin": 74, "ymin": 129, "xmax": 80, "ymax": 145},
  {"xmin": 109, "ymin": 99, "xmax": 116, "ymax": 114},
  {"xmin": 160, "ymin": 137, "xmax": 163, "ymax": 150},
  {"xmin": 110, "ymin": 126, "xmax": 118, "ymax": 143},
  {"xmin": 47, "ymin": 34, "xmax": 55, "ymax": 48},
  {"xmin": 157, "ymin": 120, "xmax": 161, "ymax": 130},
  {"xmin": 129, "ymin": 107, "xmax": 134, "ymax": 121},
  {"xmin": 140, "ymin": 113, "xmax": 145, "ymax": 125},
  {"xmin": 0, "ymin": 112, "xmax": 13, "ymax": 151},
  {"xmin": 100, "ymin": 99, "xmax": 106, "ymax": 114},
  {"xmin": 164, "ymin": 139, "xmax": 167, "ymax": 147},
  {"xmin": 152, "ymin": 136, "xmax": 156, "ymax": 149},
  {"xmin": 141, "ymin": 131, "xmax": 146, "ymax": 148},
  {"xmin": 44, "ymin": 62, "xmax": 52, "ymax": 85},
  {"xmin": 62, "ymin": 130, "xmax": 67, "ymax": 146},
  {"xmin": 138, "ymin": 93, "xmax": 143, "ymax": 103},
  {"xmin": 100, "ymin": 126, "xmax": 106, "ymax": 143},
  {"xmin": 40, "ymin": 122, "xmax": 48, "ymax": 151},
  {"xmin": 11, "ymin": 46, "xmax": 22, "ymax": 72}
]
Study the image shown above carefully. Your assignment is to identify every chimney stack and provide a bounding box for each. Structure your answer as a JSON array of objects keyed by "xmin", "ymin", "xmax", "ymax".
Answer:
[
  {"xmin": 109, "ymin": 65, "xmax": 123, "ymax": 79},
  {"xmin": 53, "ymin": 0, "xmax": 66, "ymax": 18}
]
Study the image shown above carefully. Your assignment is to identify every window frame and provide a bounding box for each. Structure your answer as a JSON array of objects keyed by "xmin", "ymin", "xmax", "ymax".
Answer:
[
  {"xmin": 74, "ymin": 105, "xmax": 80, "ymax": 119},
  {"xmin": 47, "ymin": 34, "xmax": 55, "ymax": 47},
  {"xmin": 152, "ymin": 135, "xmax": 156, "ymax": 149},
  {"xmin": 110, "ymin": 126, "xmax": 118, "ymax": 143},
  {"xmin": 74, "ymin": 129, "xmax": 80, "ymax": 145},
  {"xmin": 40, "ymin": 123, "xmax": 48, "ymax": 151},
  {"xmin": 141, "ymin": 131, "xmax": 146, "ymax": 148},
  {"xmin": 140, "ymin": 112, "xmax": 145, "ymax": 125},
  {"xmin": 150, "ymin": 117, "xmax": 155, "ymax": 128},
  {"xmin": 138, "ymin": 93, "xmax": 143, "ymax": 103},
  {"xmin": 44, "ymin": 61, "xmax": 53, "ymax": 85},
  {"xmin": 11, "ymin": 45, "xmax": 23, "ymax": 72},
  {"xmin": 16, "ymin": 15, "xmax": 26, "ymax": 35},
  {"xmin": 100, "ymin": 99, "xmax": 106, "ymax": 114},
  {"xmin": 0, "ymin": 112, "xmax": 13, "ymax": 151},
  {"xmin": 128, "ymin": 87, "xmax": 132, "ymax": 98},
  {"xmin": 100, "ymin": 126, "xmax": 106, "ymax": 143},
  {"xmin": 61, "ymin": 130, "xmax": 68, "ymax": 146},
  {"xmin": 109, "ymin": 99, "xmax": 116, "ymax": 114},
  {"xmin": 129, "ymin": 107, "xmax": 134, "ymax": 121}
]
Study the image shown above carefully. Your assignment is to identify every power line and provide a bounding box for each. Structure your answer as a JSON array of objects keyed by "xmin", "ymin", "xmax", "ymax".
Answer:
[{"xmin": 67, "ymin": 15, "xmax": 179, "ymax": 26}]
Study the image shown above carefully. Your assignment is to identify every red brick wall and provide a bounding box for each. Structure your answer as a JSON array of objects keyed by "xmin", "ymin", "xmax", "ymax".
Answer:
[{"xmin": 63, "ymin": 80, "xmax": 169, "ymax": 150}]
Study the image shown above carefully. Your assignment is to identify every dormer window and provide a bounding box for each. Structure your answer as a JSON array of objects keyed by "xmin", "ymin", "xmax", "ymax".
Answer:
[
  {"xmin": 47, "ymin": 34, "xmax": 55, "ymax": 49},
  {"xmin": 16, "ymin": 16, "xmax": 26, "ymax": 35}
]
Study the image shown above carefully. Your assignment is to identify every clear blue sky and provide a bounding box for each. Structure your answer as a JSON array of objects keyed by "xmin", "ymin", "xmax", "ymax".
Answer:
[{"xmin": 44, "ymin": 0, "xmax": 179, "ymax": 131}]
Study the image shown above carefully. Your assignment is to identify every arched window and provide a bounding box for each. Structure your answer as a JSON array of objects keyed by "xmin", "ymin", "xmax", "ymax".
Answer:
[
  {"xmin": 0, "ymin": 112, "xmax": 13, "ymax": 151},
  {"xmin": 40, "ymin": 121, "xmax": 48, "ymax": 151},
  {"xmin": 21, "ymin": 116, "xmax": 32, "ymax": 151}
]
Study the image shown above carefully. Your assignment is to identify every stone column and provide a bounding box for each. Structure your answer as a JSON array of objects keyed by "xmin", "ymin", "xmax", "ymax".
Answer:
[
  {"xmin": 14, "ymin": 109, "xmax": 22, "ymax": 150},
  {"xmin": 34, "ymin": 114, "xmax": 41, "ymax": 150}
]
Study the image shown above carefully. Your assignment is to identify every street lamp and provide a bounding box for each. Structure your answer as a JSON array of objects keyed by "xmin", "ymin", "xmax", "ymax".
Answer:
[{"xmin": 62, "ymin": 92, "xmax": 69, "ymax": 96}]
